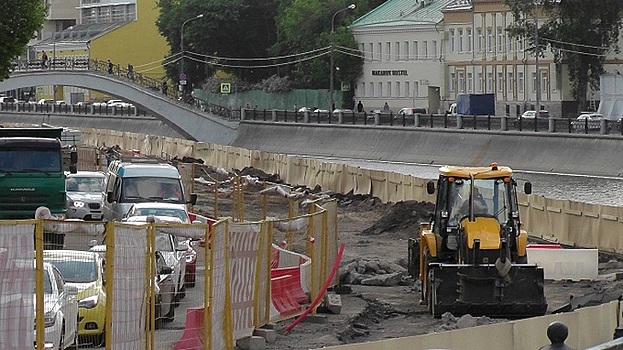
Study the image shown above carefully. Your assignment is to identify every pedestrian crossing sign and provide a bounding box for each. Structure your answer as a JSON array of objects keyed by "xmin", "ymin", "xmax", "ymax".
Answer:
[{"xmin": 220, "ymin": 82, "xmax": 231, "ymax": 94}]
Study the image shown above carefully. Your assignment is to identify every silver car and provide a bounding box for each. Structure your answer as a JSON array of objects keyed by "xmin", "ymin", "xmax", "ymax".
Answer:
[{"xmin": 66, "ymin": 171, "xmax": 105, "ymax": 220}]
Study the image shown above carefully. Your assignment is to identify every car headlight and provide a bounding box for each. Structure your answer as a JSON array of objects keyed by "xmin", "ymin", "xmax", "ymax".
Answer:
[
  {"xmin": 44, "ymin": 312, "xmax": 56, "ymax": 327},
  {"xmin": 78, "ymin": 295, "xmax": 98, "ymax": 309},
  {"xmin": 72, "ymin": 201, "xmax": 85, "ymax": 208}
]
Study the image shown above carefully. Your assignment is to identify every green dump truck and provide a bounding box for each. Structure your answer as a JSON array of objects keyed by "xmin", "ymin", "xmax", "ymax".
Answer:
[{"xmin": 0, "ymin": 127, "xmax": 77, "ymax": 220}]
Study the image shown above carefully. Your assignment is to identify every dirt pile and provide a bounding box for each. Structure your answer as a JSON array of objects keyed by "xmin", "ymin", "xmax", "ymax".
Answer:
[{"xmin": 360, "ymin": 200, "xmax": 434, "ymax": 236}]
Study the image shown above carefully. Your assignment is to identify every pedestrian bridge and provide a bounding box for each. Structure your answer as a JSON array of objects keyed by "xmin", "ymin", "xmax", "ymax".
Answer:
[{"xmin": 0, "ymin": 69, "xmax": 238, "ymax": 145}]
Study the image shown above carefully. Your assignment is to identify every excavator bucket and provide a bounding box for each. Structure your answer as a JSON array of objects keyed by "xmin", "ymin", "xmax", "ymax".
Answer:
[{"xmin": 428, "ymin": 263, "xmax": 547, "ymax": 318}]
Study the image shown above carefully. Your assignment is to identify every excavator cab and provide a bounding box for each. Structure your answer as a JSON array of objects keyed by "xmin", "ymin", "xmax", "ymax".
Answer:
[{"xmin": 408, "ymin": 163, "xmax": 546, "ymax": 318}]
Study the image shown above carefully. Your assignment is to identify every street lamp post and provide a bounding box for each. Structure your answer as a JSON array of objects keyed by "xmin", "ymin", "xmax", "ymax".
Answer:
[
  {"xmin": 180, "ymin": 14, "xmax": 204, "ymax": 80},
  {"xmin": 330, "ymin": 4, "xmax": 355, "ymax": 112}
]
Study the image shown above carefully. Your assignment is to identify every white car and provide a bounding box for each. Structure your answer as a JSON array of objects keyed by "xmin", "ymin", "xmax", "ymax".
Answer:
[
  {"xmin": 107, "ymin": 99, "xmax": 134, "ymax": 109},
  {"xmin": 572, "ymin": 113, "xmax": 604, "ymax": 130},
  {"xmin": 66, "ymin": 171, "xmax": 105, "ymax": 220},
  {"xmin": 123, "ymin": 215, "xmax": 189, "ymax": 302},
  {"xmin": 123, "ymin": 202, "xmax": 191, "ymax": 223},
  {"xmin": 36, "ymin": 262, "xmax": 79, "ymax": 350},
  {"xmin": 519, "ymin": 110, "xmax": 550, "ymax": 119}
]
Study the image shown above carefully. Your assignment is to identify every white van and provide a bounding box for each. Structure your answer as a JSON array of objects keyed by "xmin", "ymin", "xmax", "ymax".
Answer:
[{"xmin": 102, "ymin": 159, "xmax": 197, "ymax": 221}]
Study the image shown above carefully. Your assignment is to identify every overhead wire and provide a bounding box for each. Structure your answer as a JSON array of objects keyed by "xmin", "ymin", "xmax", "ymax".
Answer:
[
  {"xmin": 185, "ymin": 46, "xmax": 332, "ymax": 62},
  {"xmin": 184, "ymin": 50, "xmax": 331, "ymax": 69}
]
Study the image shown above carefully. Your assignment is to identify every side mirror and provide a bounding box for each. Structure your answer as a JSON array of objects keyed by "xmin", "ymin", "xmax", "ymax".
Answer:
[
  {"xmin": 426, "ymin": 181, "xmax": 435, "ymax": 195},
  {"xmin": 189, "ymin": 193, "xmax": 198, "ymax": 205},
  {"xmin": 524, "ymin": 182, "xmax": 532, "ymax": 195},
  {"xmin": 106, "ymin": 191, "xmax": 114, "ymax": 203}
]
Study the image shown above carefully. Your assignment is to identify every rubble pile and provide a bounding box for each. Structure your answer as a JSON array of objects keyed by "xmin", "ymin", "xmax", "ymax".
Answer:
[{"xmin": 339, "ymin": 258, "xmax": 409, "ymax": 286}]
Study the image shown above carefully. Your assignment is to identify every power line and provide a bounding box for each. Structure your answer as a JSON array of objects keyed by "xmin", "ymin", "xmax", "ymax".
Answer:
[
  {"xmin": 184, "ymin": 50, "xmax": 330, "ymax": 69},
  {"xmin": 540, "ymin": 37, "xmax": 611, "ymax": 51},
  {"xmin": 184, "ymin": 46, "xmax": 331, "ymax": 62}
]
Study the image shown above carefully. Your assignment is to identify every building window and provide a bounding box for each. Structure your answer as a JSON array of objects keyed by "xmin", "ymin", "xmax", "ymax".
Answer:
[
  {"xmin": 518, "ymin": 72, "xmax": 524, "ymax": 93},
  {"xmin": 450, "ymin": 29, "xmax": 455, "ymax": 52},
  {"xmin": 387, "ymin": 82, "xmax": 392, "ymax": 97},
  {"xmin": 487, "ymin": 72, "xmax": 493, "ymax": 92},
  {"xmin": 477, "ymin": 28, "xmax": 483, "ymax": 52},
  {"xmin": 458, "ymin": 29, "xmax": 464, "ymax": 52},
  {"xmin": 467, "ymin": 72, "xmax": 473, "ymax": 92},
  {"xmin": 458, "ymin": 71, "xmax": 465, "ymax": 93},
  {"xmin": 508, "ymin": 72, "xmax": 514, "ymax": 93},
  {"xmin": 497, "ymin": 72, "xmax": 504, "ymax": 92},
  {"xmin": 396, "ymin": 82, "xmax": 401, "ymax": 97},
  {"xmin": 487, "ymin": 28, "xmax": 493, "ymax": 52},
  {"xmin": 405, "ymin": 41, "xmax": 410, "ymax": 60},
  {"xmin": 467, "ymin": 29, "xmax": 472, "ymax": 52},
  {"xmin": 507, "ymin": 33, "xmax": 513, "ymax": 53},
  {"xmin": 360, "ymin": 82, "xmax": 366, "ymax": 97},
  {"xmin": 386, "ymin": 42, "xmax": 391, "ymax": 61},
  {"xmin": 378, "ymin": 42, "xmax": 382, "ymax": 61},
  {"xmin": 497, "ymin": 28, "xmax": 503, "ymax": 52},
  {"xmin": 370, "ymin": 82, "xmax": 375, "ymax": 97},
  {"xmin": 396, "ymin": 41, "xmax": 400, "ymax": 60},
  {"xmin": 423, "ymin": 41, "xmax": 428, "ymax": 58},
  {"xmin": 450, "ymin": 72, "xmax": 456, "ymax": 92},
  {"xmin": 369, "ymin": 43, "xmax": 374, "ymax": 61},
  {"xmin": 541, "ymin": 71, "xmax": 548, "ymax": 93},
  {"xmin": 414, "ymin": 81, "xmax": 419, "ymax": 97},
  {"xmin": 414, "ymin": 41, "xmax": 419, "ymax": 59},
  {"xmin": 532, "ymin": 72, "xmax": 537, "ymax": 92},
  {"xmin": 405, "ymin": 81, "xmax": 410, "ymax": 97},
  {"xmin": 477, "ymin": 72, "xmax": 483, "ymax": 92},
  {"xmin": 517, "ymin": 38, "xmax": 524, "ymax": 52},
  {"xmin": 432, "ymin": 40, "xmax": 437, "ymax": 58},
  {"xmin": 378, "ymin": 82, "xmax": 383, "ymax": 97}
]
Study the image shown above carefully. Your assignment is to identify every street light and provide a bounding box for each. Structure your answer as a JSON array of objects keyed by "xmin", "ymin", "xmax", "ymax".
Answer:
[
  {"xmin": 330, "ymin": 4, "xmax": 356, "ymax": 112},
  {"xmin": 180, "ymin": 14, "xmax": 204, "ymax": 79}
]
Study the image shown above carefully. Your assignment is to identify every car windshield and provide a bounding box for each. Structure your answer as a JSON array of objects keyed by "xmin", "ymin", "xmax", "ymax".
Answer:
[
  {"xmin": 45, "ymin": 259, "xmax": 97, "ymax": 283},
  {"xmin": 122, "ymin": 177, "xmax": 184, "ymax": 202},
  {"xmin": 134, "ymin": 208, "xmax": 188, "ymax": 222},
  {"xmin": 448, "ymin": 178, "xmax": 510, "ymax": 224},
  {"xmin": 0, "ymin": 150, "xmax": 62, "ymax": 172},
  {"xmin": 67, "ymin": 176, "xmax": 103, "ymax": 192}
]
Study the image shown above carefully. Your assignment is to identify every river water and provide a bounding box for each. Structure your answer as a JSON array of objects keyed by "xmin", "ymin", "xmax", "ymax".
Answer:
[{"xmin": 314, "ymin": 157, "xmax": 623, "ymax": 208}]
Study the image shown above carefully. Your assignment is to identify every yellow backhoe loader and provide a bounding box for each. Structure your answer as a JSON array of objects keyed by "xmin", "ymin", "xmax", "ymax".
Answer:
[{"xmin": 408, "ymin": 163, "xmax": 547, "ymax": 318}]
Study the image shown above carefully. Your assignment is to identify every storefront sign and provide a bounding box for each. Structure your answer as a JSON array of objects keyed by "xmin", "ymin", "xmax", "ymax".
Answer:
[{"xmin": 371, "ymin": 70, "xmax": 408, "ymax": 76}]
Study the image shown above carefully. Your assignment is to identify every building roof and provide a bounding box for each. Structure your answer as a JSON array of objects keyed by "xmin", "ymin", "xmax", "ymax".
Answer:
[
  {"xmin": 351, "ymin": 0, "xmax": 457, "ymax": 29},
  {"xmin": 35, "ymin": 22, "xmax": 130, "ymax": 47}
]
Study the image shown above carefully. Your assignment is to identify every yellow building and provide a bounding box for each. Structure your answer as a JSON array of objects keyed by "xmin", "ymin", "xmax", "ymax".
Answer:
[{"xmin": 33, "ymin": 0, "xmax": 169, "ymax": 103}]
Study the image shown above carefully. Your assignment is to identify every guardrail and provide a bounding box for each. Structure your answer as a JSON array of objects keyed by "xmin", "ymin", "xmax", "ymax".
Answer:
[{"xmin": 241, "ymin": 108, "xmax": 623, "ymax": 135}]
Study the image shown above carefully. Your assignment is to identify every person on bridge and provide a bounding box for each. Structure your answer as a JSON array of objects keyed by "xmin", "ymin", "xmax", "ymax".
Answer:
[
  {"xmin": 162, "ymin": 80, "xmax": 168, "ymax": 95},
  {"xmin": 357, "ymin": 101, "xmax": 364, "ymax": 113},
  {"xmin": 41, "ymin": 51, "xmax": 48, "ymax": 69},
  {"xmin": 127, "ymin": 63, "xmax": 134, "ymax": 80},
  {"xmin": 107, "ymin": 59, "xmax": 113, "ymax": 74}
]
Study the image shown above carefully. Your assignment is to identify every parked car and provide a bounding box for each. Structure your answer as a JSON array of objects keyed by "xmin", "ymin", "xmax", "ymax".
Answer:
[
  {"xmin": 572, "ymin": 113, "xmax": 604, "ymax": 130},
  {"xmin": 66, "ymin": 171, "xmax": 105, "ymax": 220},
  {"xmin": 0, "ymin": 96, "xmax": 16, "ymax": 104},
  {"xmin": 88, "ymin": 245, "xmax": 176, "ymax": 328},
  {"xmin": 123, "ymin": 215, "xmax": 189, "ymax": 302},
  {"xmin": 397, "ymin": 107, "xmax": 428, "ymax": 116},
  {"xmin": 36, "ymin": 262, "xmax": 79, "ymax": 350},
  {"xmin": 519, "ymin": 110, "xmax": 550, "ymax": 119},
  {"xmin": 37, "ymin": 98, "xmax": 55, "ymax": 106},
  {"xmin": 44, "ymin": 250, "xmax": 106, "ymax": 346},
  {"xmin": 107, "ymin": 99, "xmax": 134, "ymax": 109}
]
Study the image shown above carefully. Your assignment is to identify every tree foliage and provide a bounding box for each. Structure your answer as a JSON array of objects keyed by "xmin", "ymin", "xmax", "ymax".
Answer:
[
  {"xmin": 505, "ymin": 0, "xmax": 623, "ymax": 110},
  {"xmin": 0, "ymin": 0, "xmax": 46, "ymax": 81},
  {"xmin": 156, "ymin": 0, "xmax": 385, "ymax": 107}
]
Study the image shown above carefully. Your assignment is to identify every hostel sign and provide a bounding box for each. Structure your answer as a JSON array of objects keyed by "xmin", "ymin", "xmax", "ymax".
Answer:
[{"xmin": 371, "ymin": 70, "xmax": 408, "ymax": 76}]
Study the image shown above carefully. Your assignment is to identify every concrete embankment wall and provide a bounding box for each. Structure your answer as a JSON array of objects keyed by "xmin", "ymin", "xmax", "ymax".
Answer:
[{"xmin": 233, "ymin": 121, "xmax": 623, "ymax": 177}]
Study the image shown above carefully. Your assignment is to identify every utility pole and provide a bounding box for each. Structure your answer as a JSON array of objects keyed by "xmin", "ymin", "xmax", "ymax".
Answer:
[{"xmin": 534, "ymin": 6, "xmax": 541, "ymax": 112}]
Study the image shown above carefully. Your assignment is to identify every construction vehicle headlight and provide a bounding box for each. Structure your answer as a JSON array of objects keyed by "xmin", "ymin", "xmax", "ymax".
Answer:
[
  {"xmin": 73, "ymin": 201, "xmax": 85, "ymax": 208},
  {"xmin": 511, "ymin": 211, "xmax": 519, "ymax": 219},
  {"xmin": 441, "ymin": 210, "xmax": 449, "ymax": 219}
]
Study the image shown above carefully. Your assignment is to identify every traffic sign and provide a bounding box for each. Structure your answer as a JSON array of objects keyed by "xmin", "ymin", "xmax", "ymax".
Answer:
[{"xmin": 220, "ymin": 82, "xmax": 231, "ymax": 94}]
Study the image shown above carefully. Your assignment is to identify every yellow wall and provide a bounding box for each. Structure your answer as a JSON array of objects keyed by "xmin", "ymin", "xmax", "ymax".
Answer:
[{"xmin": 90, "ymin": 0, "xmax": 169, "ymax": 80}]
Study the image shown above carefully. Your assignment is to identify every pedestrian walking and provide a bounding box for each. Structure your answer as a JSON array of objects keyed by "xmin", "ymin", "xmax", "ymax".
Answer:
[
  {"xmin": 383, "ymin": 102, "xmax": 390, "ymax": 111},
  {"xmin": 162, "ymin": 80, "xmax": 168, "ymax": 95},
  {"xmin": 357, "ymin": 101, "xmax": 364, "ymax": 113},
  {"xmin": 41, "ymin": 51, "xmax": 48, "ymax": 69},
  {"xmin": 107, "ymin": 59, "xmax": 113, "ymax": 74},
  {"xmin": 127, "ymin": 63, "xmax": 134, "ymax": 80}
]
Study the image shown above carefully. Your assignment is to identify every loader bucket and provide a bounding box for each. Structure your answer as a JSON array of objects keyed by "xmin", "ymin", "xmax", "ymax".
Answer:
[{"xmin": 428, "ymin": 263, "xmax": 547, "ymax": 318}]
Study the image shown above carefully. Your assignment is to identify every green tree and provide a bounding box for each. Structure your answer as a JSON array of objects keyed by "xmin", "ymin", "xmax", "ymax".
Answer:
[
  {"xmin": 505, "ymin": 0, "xmax": 623, "ymax": 112},
  {"xmin": 156, "ymin": 0, "xmax": 279, "ymax": 87},
  {"xmin": 0, "ymin": 0, "xmax": 46, "ymax": 80}
]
